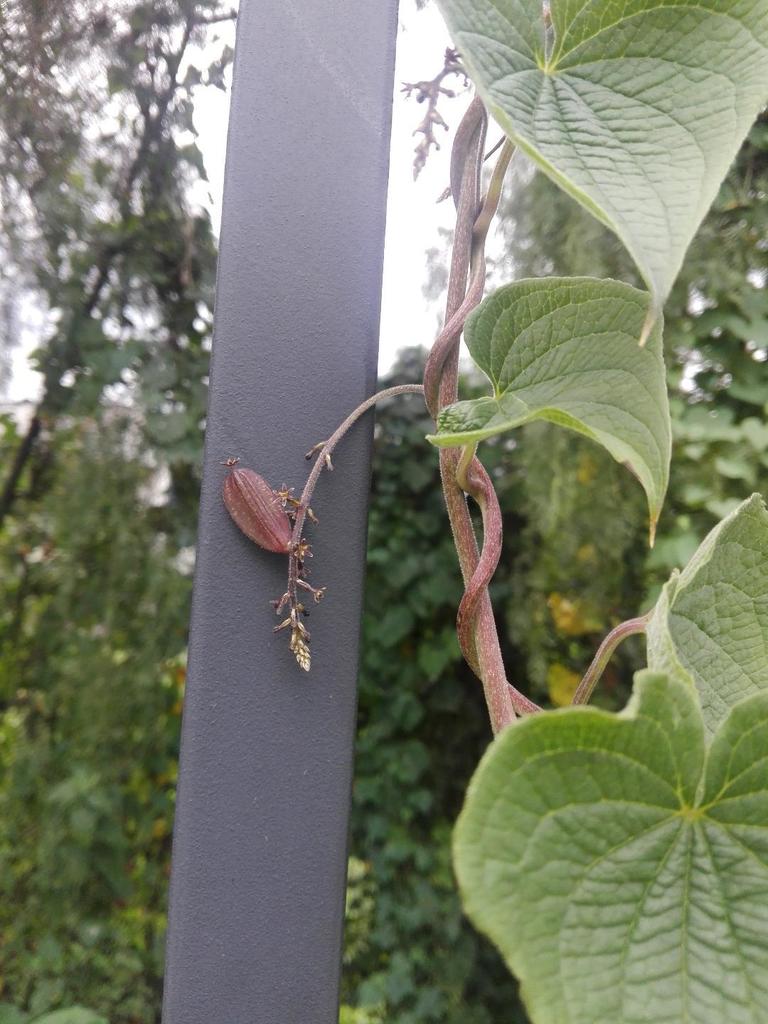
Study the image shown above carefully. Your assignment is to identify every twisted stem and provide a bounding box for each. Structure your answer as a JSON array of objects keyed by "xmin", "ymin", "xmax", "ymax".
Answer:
[
  {"xmin": 425, "ymin": 98, "xmax": 530, "ymax": 733},
  {"xmin": 457, "ymin": 457, "xmax": 541, "ymax": 717}
]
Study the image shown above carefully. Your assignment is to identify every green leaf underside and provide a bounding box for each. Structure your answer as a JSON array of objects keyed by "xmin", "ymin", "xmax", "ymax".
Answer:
[
  {"xmin": 454, "ymin": 672, "xmax": 768, "ymax": 1024},
  {"xmin": 647, "ymin": 494, "xmax": 768, "ymax": 736},
  {"xmin": 434, "ymin": 0, "xmax": 768, "ymax": 309},
  {"xmin": 428, "ymin": 278, "xmax": 670, "ymax": 529}
]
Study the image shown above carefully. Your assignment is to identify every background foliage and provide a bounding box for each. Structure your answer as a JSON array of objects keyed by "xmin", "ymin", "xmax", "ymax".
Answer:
[{"xmin": 0, "ymin": 2, "xmax": 767, "ymax": 1021}]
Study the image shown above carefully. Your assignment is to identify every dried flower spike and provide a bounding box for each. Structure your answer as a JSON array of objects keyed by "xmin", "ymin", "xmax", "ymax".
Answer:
[
  {"xmin": 222, "ymin": 466, "xmax": 293, "ymax": 553},
  {"xmin": 290, "ymin": 630, "xmax": 311, "ymax": 672}
]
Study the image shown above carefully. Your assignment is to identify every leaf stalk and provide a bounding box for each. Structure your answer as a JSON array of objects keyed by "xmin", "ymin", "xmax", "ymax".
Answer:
[{"xmin": 571, "ymin": 613, "xmax": 651, "ymax": 706}]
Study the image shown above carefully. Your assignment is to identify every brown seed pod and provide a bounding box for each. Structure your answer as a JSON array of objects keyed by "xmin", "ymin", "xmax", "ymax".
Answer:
[{"xmin": 222, "ymin": 467, "xmax": 292, "ymax": 553}]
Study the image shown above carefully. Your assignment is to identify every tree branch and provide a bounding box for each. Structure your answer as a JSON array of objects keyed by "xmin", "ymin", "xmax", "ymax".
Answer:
[
  {"xmin": 193, "ymin": 10, "xmax": 237, "ymax": 25},
  {"xmin": 0, "ymin": 8, "xmax": 202, "ymax": 524},
  {"xmin": 0, "ymin": 414, "xmax": 40, "ymax": 528}
]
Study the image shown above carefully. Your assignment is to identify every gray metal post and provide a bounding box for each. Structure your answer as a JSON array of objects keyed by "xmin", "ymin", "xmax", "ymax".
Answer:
[{"xmin": 161, "ymin": 1, "xmax": 399, "ymax": 1020}]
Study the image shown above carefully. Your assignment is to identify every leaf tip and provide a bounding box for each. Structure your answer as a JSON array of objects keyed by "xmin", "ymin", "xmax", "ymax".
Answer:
[
  {"xmin": 649, "ymin": 514, "xmax": 658, "ymax": 549},
  {"xmin": 638, "ymin": 304, "xmax": 658, "ymax": 347}
]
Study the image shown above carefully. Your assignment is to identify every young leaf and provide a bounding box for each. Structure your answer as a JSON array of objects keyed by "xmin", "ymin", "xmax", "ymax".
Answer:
[
  {"xmin": 434, "ymin": 0, "xmax": 768, "ymax": 312},
  {"xmin": 647, "ymin": 493, "xmax": 768, "ymax": 735},
  {"xmin": 427, "ymin": 278, "xmax": 670, "ymax": 534},
  {"xmin": 454, "ymin": 671, "xmax": 768, "ymax": 1024}
]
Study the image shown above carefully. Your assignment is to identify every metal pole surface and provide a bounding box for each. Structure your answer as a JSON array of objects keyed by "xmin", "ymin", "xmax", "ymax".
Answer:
[{"xmin": 162, "ymin": 0, "xmax": 399, "ymax": 1020}]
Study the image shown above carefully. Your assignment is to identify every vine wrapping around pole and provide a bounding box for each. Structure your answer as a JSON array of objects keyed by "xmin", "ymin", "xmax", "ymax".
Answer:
[
  {"xmin": 456, "ymin": 456, "xmax": 542, "ymax": 717},
  {"xmin": 424, "ymin": 98, "xmax": 532, "ymax": 733}
]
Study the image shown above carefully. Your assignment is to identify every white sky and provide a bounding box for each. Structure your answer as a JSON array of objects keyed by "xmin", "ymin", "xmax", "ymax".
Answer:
[
  {"xmin": 4, "ymin": 4, "xmax": 466, "ymax": 402},
  {"xmin": 194, "ymin": 3, "xmax": 466, "ymax": 376},
  {"xmin": 379, "ymin": 9, "xmax": 471, "ymax": 372}
]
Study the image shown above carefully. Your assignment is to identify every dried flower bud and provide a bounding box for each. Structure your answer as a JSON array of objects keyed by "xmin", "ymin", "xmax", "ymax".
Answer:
[
  {"xmin": 223, "ymin": 467, "xmax": 292, "ymax": 553},
  {"xmin": 290, "ymin": 630, "xmax": 311, "ymax": 671}
]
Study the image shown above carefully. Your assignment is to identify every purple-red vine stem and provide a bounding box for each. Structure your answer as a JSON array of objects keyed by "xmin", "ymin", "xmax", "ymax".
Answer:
[{"xmin": 424, "ymin": 97, "xmax": 536, "ymax": 733}]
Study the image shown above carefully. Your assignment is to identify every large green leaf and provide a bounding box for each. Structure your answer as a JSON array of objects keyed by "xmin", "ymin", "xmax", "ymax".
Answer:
[
  {"xmin": 427, "ymin": 278, "xmax": 670, "ymax": 533},
  {"xmin": 454, "ymin": 671, "xmax": 768, "ymax": 1024},
  {"xmin": 647, "ymin": 493, "xmax": 768, "ymax": 735},
  {"xmin": 435, "ymin": 0, "xmax": 768, "ymax": 311}
]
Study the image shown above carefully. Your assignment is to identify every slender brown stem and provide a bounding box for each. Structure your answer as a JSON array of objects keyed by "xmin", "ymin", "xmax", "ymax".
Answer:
[
  {"xmin": 571, "ymin": 613, "xmax": 651, "ymax": 706},
  {"xmin": 424, "ymin": 97, "xmax": 486, "ymax": 417},
  {"xmin": 472, "ymin": 139, "xmax": 515, "ymax": 248},
  {"xmin": 287, "ymin": 384, "xmax": 425, "ymax": 603},
  {"xmin": 423, "ymin": 137, "xmax": 514, "ymax": 417}
]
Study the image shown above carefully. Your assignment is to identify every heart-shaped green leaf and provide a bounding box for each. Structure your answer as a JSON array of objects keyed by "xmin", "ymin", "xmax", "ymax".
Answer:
[
  {"xmin": 435, "ymin": 0, "xmax": 768, "ymax": 311},
  {"xmin": 454, "ymin": 671, "xmax": 768, "ymax": 1024},
  {"xmin": 427, "ymin": 278, "xmax": 670, "ymax": 534},
  {"xmin": 647, "ymin": 493, "xmax": 768, "ymax": 735}
]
